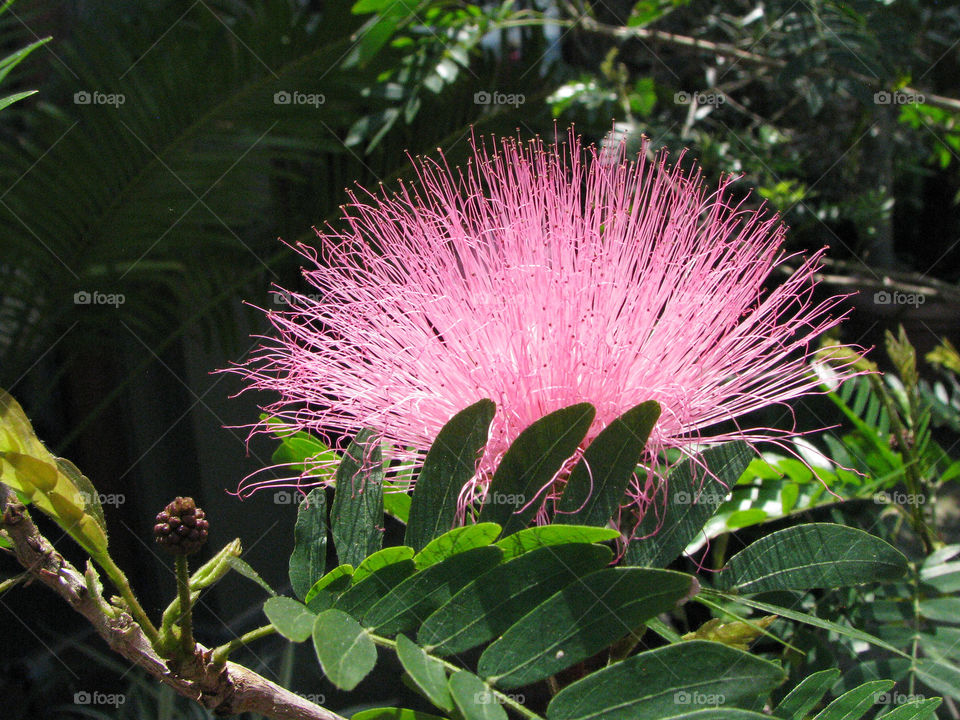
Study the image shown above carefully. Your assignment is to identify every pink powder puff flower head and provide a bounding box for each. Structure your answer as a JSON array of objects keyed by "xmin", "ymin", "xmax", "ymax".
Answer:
[{"xmin": 231, "ymin": 128, "xmax": 860, "ymax": 521}]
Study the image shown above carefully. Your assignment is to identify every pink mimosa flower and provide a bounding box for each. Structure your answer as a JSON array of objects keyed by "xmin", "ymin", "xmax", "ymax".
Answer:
[{"xmin": 231, "ymin": 130, "xmax": 859, "ymax": 521}]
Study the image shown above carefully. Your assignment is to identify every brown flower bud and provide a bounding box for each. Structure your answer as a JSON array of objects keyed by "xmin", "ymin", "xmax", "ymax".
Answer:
[{"xmin": 154, "ymin": 496, "xmax": 209, "ymax": 556}]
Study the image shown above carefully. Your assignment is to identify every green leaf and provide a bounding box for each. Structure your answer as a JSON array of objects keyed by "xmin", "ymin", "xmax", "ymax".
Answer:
[
  {"xmin": 546, "ymin": 640, "xmax": 786, "ymax": 720},
  {"xmin": 419, "ymin": 543, "xmax": 613, "ymax": 656},
  {"xmin": 919, "ymin": 597, "xmax": 960, "ymax": 623},
  {"xmin": 877, "ymin": 700, "xmax": 943, "ymax": 720},
  {"xmin": 354, "ymin": 547, "xmax": 415, "ymax": 584},
  {"xmin": 812, "ymin": 681, "xmax": 891, "ymax": 720},
  {"xmin": 448, "ymin": 671, "xmax": 508, "ymax": 720},
  {"xmin": 313, "ymin": 608, "xmax": 377, "ymax": 691},
  {"xmin": 306, "ymin": 564, "xmax": 355, "ymax": 611},
  {"xmin": 384, "ymin": 487, "xmax": 412, "ymax": 524},
  {"xmin": 627, "ymin": 442, "xmax": 752, "ymax": 567},
  {"xmin": 396, "ymin": 634, "xmax": 454, "ymax": 712},
  {"xmin": 331, "ymin": 429, "xmax": 384, "ymax": 567},
  {"xmin": 478, "ymin": 568, "xmax": 695, "ymax": 689},
  {"xmin": 226, "ymin": 556, "xmax": 277, "ymax": 596},
  {"xmin": 556, "ymin": 401, "xmax": 660, "ymax": 526},
  {"xmin": 913, "ymin": 657, "xmax": 960, "ymax": 700},
  {"xmin": 495, "ymin": 525, "xmax": 618, "ymax": 561},
  {"xmin": 479, "ymin": 403, "xmax": 595, "ymax": 535},
  {"xmin": 335, "ymin": 559, "xmax": 417, "ymax": 620},
  {"xmin": 711, "ymin": 593, "xmax": 909, "ymax": 658},
  {"xmin": 406, "ymin": 399, "xmax": 496, "ymax": 551},
  {"xmin": 773, "ymin": 669, "xmax": 841, "ymax": 720},
  {"xmin": 263, "ymin": 596, "xmax": 315, "ymax": 642},
  {"xmin": 0, "ymin": 89, "xmax": 36, "ymax": 112},
  {"xmin": 414, "ymin": 524, "xmax": 501, "ymax": 570},
  {"xmin": 352, "ymin": 710, "xmax": 450, "ymax": 720},
  {"xmin": 55, "ymin": 457, "xmax": 106, "ymax": 532},
  {"xmin": 718, "ymin": 524, "xmax": 908, "ymax": 593},
  {"xmin": 365, "ymin": 546, "xmax": 503, "ymax": 635},
  {"xmin": 289, "ymin": 488, "xmax": 327, "ymax": 602}
]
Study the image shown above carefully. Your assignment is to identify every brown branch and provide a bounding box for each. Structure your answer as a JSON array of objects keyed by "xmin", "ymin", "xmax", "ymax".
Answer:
[
  {"xmin": 571, "ymin": 16, "xmax": 960, "ymax": 114},
  {"xmin": 0, "ymin": 488, "xmax": 346, "ymax": 720}
]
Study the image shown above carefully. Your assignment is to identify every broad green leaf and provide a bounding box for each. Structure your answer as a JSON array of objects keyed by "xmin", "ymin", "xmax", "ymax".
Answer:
[
  {"xmin": 495, "ymin": 525, "xmax": 618, "ymax": 561},
  {"xmin": 877, "ymin": 700, "xmax": 943, "ymax": 720},
  {"xmin": 920, "ymin": 560, "xmax": 960, "ymax": 594},
  {"xmin": 718, "ymin": 524, "xmax": 908, "ymax": 593},
  {"xmin": 627, "ymin": 442, "xmax": 752, "ymax": 567},
  {"xmin": 384, "ymin": 487, "xmax": 412, "ymax": 524},
  {"xmin": 406, "ymin": 400, "xmax": 495, "ymax": 551},
  {"xmin": 335, "ymin": 559, "xmax": 417, "ymax": 619},
  {"xmin": 263, "ymin": 596, "xmax": 315, "ymax": 642},
  {"xmin": 331, "ymin": 429, "xmax": 384, "ymax": 567},
  {"xmin": 556, "ymin": 401, "xmax": 660, "ymax": 526},
  {"xmin": 420, "ymin": 543, "xmax": 613, "ymax": 656},
  {"xmin": 354, "ymin": 547, "xmax": 415, "ymax": 584},
  {"xmin": 396, "ymin": 634, "xmax": 454, "ymax": 712},
  {"xmin": 448, "ymin": 671, "xmax": 508, "ymax": 720},
  {"xmin": 313, "ymin": 608, "xmax": 377, "ymax": 691},
  {"xmin": 919, "ymin": 597, "xmax": 960, "ymax": 623},
  {"xmin": 546, "ymin": 640, "xmax": 786, "ymax": 720},
  {"xmin": 913, "ymin": 657, "xmax": 960, "ymax": 699},
  {"xmin": 774, "ymin": 669, "xmax": 841, "ymax": 720},
  {"xmin": 479, "ymin": 403, "xmax": 595, "ymax": 535},
  {"xmin": 365, "ymin": 546, "xmax": 503, "ymax": 635},
  {"xmin": 306, "ymin": 564, "xmax": 354, "ymax": 611},
  {"xmin": 479, "ymin": 568, "xmax": 694, "ymax": 689},
  {"xmin": 414, "ymin": 524, "xmax": 501, "ymax": 570},
  {"xmin": 812, "ymin": 681, "xmax": 891, "ymax": 720},
  {"xmin": 289, "ymin": 488, "xmax": 327, "ymax": 602},
  {"xmin": 352, "ymin": 710, "xmax": 450, "ymax": 720}
]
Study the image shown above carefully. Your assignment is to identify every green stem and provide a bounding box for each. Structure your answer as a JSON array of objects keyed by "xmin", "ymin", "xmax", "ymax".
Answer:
[
  {"xmin": 175, "ymin": 554, "xmax": 194, "ymax": 655},
  {"xmin": 211, "ymin": 624, "xmax": 277, "ymax": 665},
  {"xmin": 369, "ymin": 634, "xmax": 545, "ymax": 720},
  {"xmin": 96, "ymin": 552, "xmax": 160, "ymax": 643},
  {"xmin": 867, "ymin": 374, "xmax": 938, "ymax": 553},
  {"xmin": 0, "ymin": 571, "xmax": 27, "ymax": 593}
]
